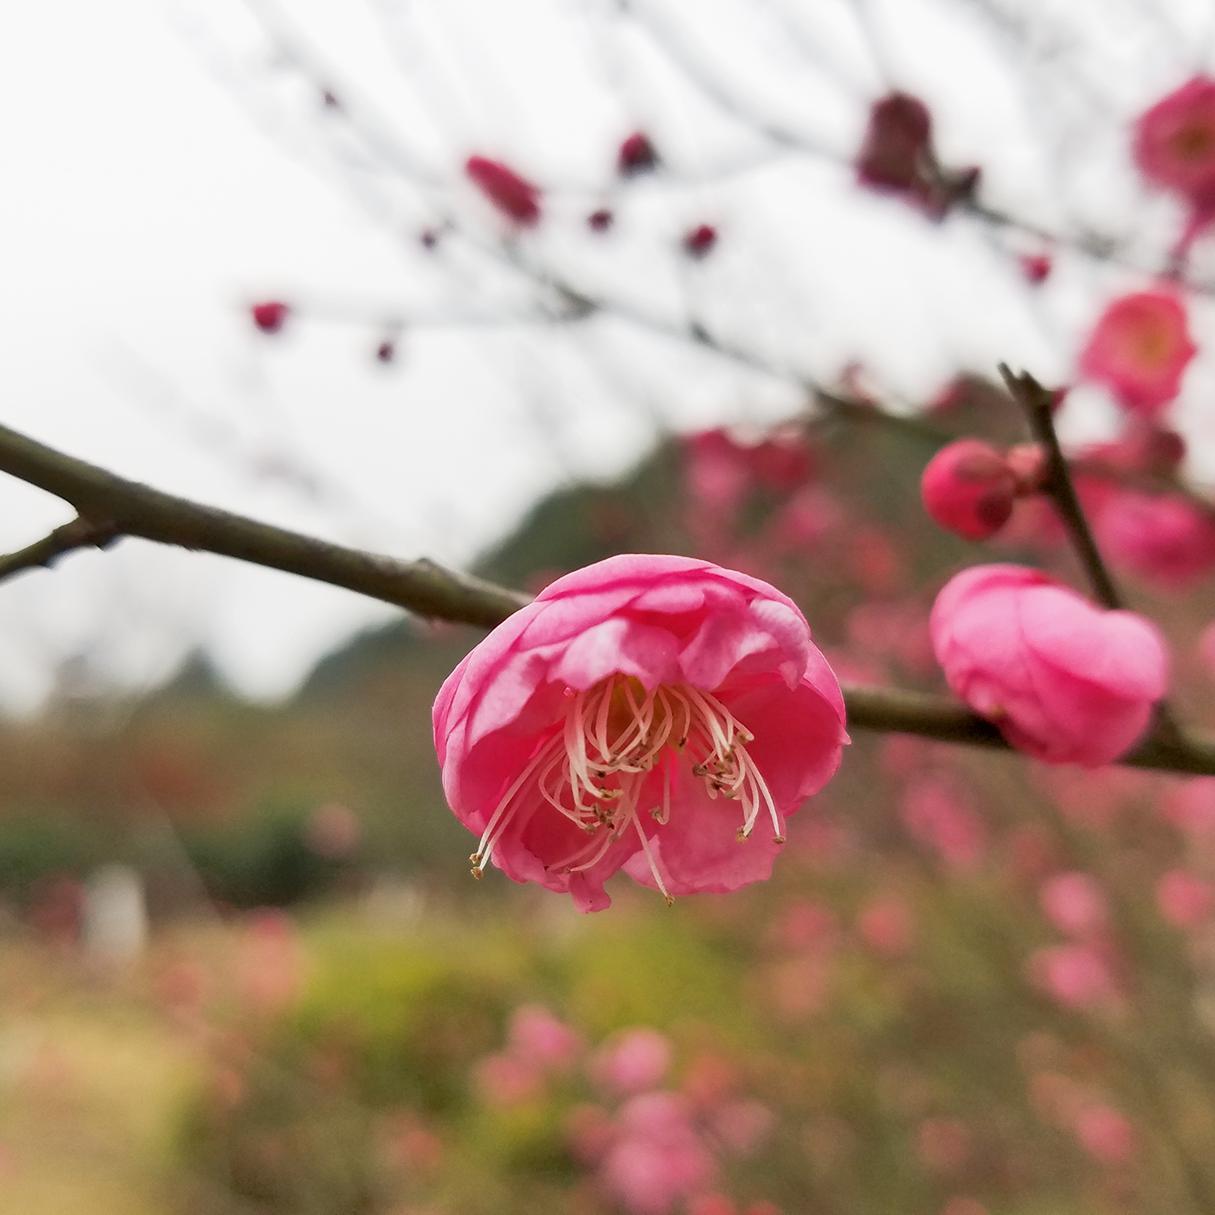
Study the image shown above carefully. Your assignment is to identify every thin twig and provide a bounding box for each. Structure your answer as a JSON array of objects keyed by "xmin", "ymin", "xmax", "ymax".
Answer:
[
  {"xmin": 0, "ymin": 516, "xmax": 118, "ymax": 584},
  {"xmin": 1, "ymin": 420, "xmax": 1213, "ymax": 775},
  {"xmin": 1000, "ymin": 364, "xmax": 1190, "ymax": 744},
  {"xmin": 999, "ymin": 363, "xmax": 1123, "ymax": 609},
  {"xmin": 0, "ymin": 422, "xmax": 526, "ymax": 630}
]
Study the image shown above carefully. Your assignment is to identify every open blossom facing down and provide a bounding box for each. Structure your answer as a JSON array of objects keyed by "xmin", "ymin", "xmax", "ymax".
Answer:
[
  {"xmin": 432, "ymin": 555, "xmax": 847, "ymax": 911},
  {"xmin": 1077, "ymin": 291, "xmax": 1196, "ymax": 415},
  {"xmin": 931, "ymin": 565, "xmax": 1168, "ymax": 766}
]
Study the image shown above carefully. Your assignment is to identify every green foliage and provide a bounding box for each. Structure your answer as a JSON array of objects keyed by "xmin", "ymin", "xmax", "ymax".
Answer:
[{"xmin": 179, "ymin": 800, "xmax": 345, "ymax": 909}]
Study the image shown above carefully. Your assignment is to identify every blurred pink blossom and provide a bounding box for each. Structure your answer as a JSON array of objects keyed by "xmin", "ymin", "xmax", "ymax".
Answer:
[
  {"xmin": 473, "ymin": 1051, "xmax": 543, "ymax": 1107},
  {"xmin": 857, "ymin": 895, "xmax": 916, "ymax": 956},
  {"xmin": 237, "ymin": 910, "xmax": 304, "ymax": 1015},
  {"xmin": 1019, "ymin": 252, "xmax": 1053, "ymax": 284},
  {"xmin": 1134, "ymin": 76, "xmax": 1215, "ymax": 212},
  {"xmin": 1073, "ymin": 1104, "xmax": 1137, "ymax": 1165},
  {"xmin": 916, "ymin": 1117, "xmax": 972, "ymax": 1174},
  {"xmin": 432, "ymin": 555, "xmax": 846, "ymax": 910},
  {"xmin": 769, "ymin": 898, "xmax": 838, "ymax": 951},
  {"xmin": 1163, "ymin": 778, "xmax": 1215, "ymax": 836},
  {"xmin": 1156, "ymin": 868, "xmax": 1215, "ymax": 928},
  {"xmin": 1095, "ymin": 491, "xmax": 1215, "ymax": 588},
  {"xmin": 709, "ymin": 1099, "xmax": 775, "ymax": 1157},
  {"xmin": 1077, "ymin": 291, "xmax": 1195, "ymax": 415},
  {"xmin": 1038, "ymin": 872, "xmax": 1109, "ymax": 939},
  {"xmin": 900, "ymin": 777, "xmax": 987, "ymax": 871},
  {"xmin": 1028, "ymin": 943, "xmax": 1118, "ymax": 1009},
  {"xmin": 601, "ymin": 1092, "xmax": 715, "ymax": 1215},
  {"xmin": 507, "ymin": 1004, "xmax": 583, "ymax": 1072},
  {"xmin": 566, "ymin": 1102, "xmax": 614, "ymax": 1163},
  {"xmin": 931, "ymin": 565, "xmax": 1168, "ymax": 766},
  {"xmin": 591, "ymin": 1028, "xmax": 672, "ymax": 1095}
]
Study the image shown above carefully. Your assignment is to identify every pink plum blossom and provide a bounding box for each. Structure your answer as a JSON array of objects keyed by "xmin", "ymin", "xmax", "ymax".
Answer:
[
  {"xmin": 920, "ymin": 439, "xmax": 1018, "ymax": 540},
  {"xmin": 590, "ymin": 1028, "xmax": 672, "ymax": 1095},
  {"xmin": 1156, "ymin": 868, "xmax": 1215, "ymax": 928},
  {"xmin": 856, "ymin": 895, "xmax": 916, "ymax": 956},
  {"xmin": 1072, "ymin": 1104, "xmax": 1137, "ymax": 1165},
  {"xmin": 1077, "ymin": 291, "xmax": 1196, "ymax": 415},
  {"xmin": 709, "ymin": 1099, "xmax": 775, "ymax": 1156},
  {"xmin": 1094, "ymin": 491, "xmax": 1215, "ymax": 588},
  {"xmin": 1163, "ymin": 778, "xmax": 1215, "ymax": 836},
  {"xmin": 601, "ymin": 1092, "xmax": 715, "ymax": 1215},
  {"xmin": 1134, "ymin": 77, "xmax": 1215, "ymax": 212},
  {"xmin": 473, "ymin": 1051, "xmax": 544, "ymax": 1107},
  {"xmin": 900, "ymin": 776, "xmax": 986, "ymax": 871},
  {"xmin": 1038, "ymin": 872, "xmax": 1109, "ymax": 940},
  {"xmin": 1028, "ymin": 943, "xmax": 1118, "ymax": 1009},
  {"xmin": 432, "ymin": 555, "xmax": 847, "ymax": 911},
  {"xmin": 931, "ymin": 565, "xmax": 1168, "ymax": 766}
]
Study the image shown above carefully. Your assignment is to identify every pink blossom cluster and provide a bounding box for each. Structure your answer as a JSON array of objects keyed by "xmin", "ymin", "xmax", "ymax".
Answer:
[{"xmin": 472, "ymin": 1008, "xmax": 779, "ymax": 1215}]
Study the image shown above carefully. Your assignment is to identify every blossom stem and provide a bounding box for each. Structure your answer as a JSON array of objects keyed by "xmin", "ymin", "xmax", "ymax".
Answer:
[{"xmin": 998, "ymin": 364, "xmax": 1123, "ymax": 610}]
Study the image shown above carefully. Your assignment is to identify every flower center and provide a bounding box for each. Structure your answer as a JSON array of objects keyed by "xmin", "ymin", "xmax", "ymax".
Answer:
[
  {"xmin": 469, "ymin": 674, "xmax": 782, "ymax": 904},
  {"xmin": 1172, "ymin": 122, "xmax": 1215, "ymax": 161}
]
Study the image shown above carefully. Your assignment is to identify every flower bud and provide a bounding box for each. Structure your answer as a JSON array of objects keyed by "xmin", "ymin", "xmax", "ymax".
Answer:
[
  {"xmin": 618, "ymin": 131, "xmax": 659, "ymax": 176},
  {"xmin": 683, "ymin": 223, "xmax": 718, "ymax": 258},
  {"xmin": 465, "ymin": 155, "xmax": 542, "ymax": 226},
  {"xmin": 920, "ymin": 439, "xmax": 1017, "ymax": 540}
]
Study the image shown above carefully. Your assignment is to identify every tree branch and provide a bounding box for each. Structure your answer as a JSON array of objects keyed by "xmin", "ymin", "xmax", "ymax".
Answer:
[
  {"xmin": 0, "ymin": 423, "xmax": 527, "ymax": 630},
  {"xmin": 1, "ymin": 420, "xmax": 1213, "ymax": 775}
]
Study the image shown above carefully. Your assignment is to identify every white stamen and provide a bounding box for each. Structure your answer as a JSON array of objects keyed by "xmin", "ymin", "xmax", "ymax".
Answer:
[{"xmin": 466, "ymin": 674, "xmax": 781, "ymax": 899}]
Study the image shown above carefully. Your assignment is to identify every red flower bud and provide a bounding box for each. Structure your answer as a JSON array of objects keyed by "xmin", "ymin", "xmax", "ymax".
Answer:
[
  {"xmin": 1019, "ymin": 253, "xmax": 1053, "ymax": 284},
  {"xmin": 618, "ymin": 131, "xmax": 659, "ymax": 176},
  {"xmin": 587, "ymin": 208, "xmax": 614, "ymax": 232},
  {"xmin": 250, "ymin": 300, "xmax": 290, "ymax": 335},
  {"xmin": 921, "ymin": 439, "xmax": 1017, "ymax": 540},
  {"xmin": 1005, "ymin": 443, "xmax": 1048, "ymax": 494},
  {"xmin": 465, "ymin": 155, "xmax": 542, "ymax": 226},
  {"xmin": 683, "ymin": 223, "xmax": 718, "ymax": 258}
]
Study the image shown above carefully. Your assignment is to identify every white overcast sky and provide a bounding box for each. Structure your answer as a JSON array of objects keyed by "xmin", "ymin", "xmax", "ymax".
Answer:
[{"xmin": 2, "ymin": 0, "xmax": 1215, "ymax": 710}]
